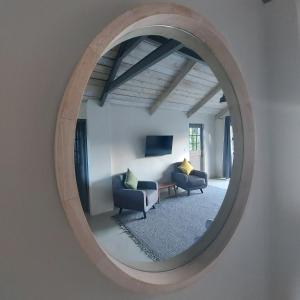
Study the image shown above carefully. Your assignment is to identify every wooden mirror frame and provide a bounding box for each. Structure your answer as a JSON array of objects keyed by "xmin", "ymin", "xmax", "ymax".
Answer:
[{"xmin": 55, "ymin": 3, "xmax": 254, "ymax": 293}]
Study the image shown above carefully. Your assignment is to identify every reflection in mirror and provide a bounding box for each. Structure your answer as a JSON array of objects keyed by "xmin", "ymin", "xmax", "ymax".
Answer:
[{"xmin": 75, "ymin": 33, "xmax": 234, "ymax": 271}]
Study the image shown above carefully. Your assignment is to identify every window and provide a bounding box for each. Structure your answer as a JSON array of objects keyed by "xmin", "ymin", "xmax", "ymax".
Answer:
[{"xmin": 189, "ymin": 124, "xmax": 203, "ymax": 151}]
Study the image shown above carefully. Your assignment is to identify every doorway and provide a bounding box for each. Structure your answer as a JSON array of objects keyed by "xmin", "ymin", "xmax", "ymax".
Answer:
[{"xmin": 189, "ymin": 124, "xmax": 204, "ymax": 171}]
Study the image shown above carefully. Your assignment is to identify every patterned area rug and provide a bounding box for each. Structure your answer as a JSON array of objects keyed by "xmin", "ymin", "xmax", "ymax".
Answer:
[{"xmin": 113, "ymin": 185, "xmax": 226, "ymax": 261}]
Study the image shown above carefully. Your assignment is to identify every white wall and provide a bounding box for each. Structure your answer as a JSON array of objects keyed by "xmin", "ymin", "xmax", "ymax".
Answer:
[
  {"xmin": 0, "ymin": 1, "xmax": 272, "ymax": 299},
  {"xmin": 109, "ymin": 105, "xmax": 216, "ymax": 180},
  {"xmin": 78, "ymin": 101, "xmax": 87, "ymax": 119},
  {"xmin": 86, "ymin": 101, "xmax": 113, "ymax": 215},
  {"xmin": 265, "ymin": 1, "xmax": 300, "ymax": 299},
  {"xmin": 199, "ymin": 113, "xmax": 217, "ymax": 178},
  {"xmin": 85, "ymin": 102, "xmax": 216, "ymax": 215},
  {"xmin": 110, "ymin": 105, "xmax": 190, "ymax": 181}
]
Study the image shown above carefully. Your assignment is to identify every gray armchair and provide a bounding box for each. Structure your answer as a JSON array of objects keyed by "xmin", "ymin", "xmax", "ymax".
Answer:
[
  {"xmin": 172, "ymin": 162, "xmax": 208, "ymax": 196},
  {"xmin": 112, "ymin": 173, "xmax": 159, "ymax": 218}
]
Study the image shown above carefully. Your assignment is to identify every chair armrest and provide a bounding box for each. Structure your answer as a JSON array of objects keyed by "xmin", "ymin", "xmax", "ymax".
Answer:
[
  {"xmin": 190, "ymin": 170, "xmax": 208, "ymax": 184},
  {"xmin": 137, "ymin": 181, "xmax": 158, "ymax": 190},
  {"xmin": 113, "ymin": 189, "xmax": 146, "ymax": 211},
  {"xmin": 172, "ymin": 171, "xmax": 188, "ymax": 186}
]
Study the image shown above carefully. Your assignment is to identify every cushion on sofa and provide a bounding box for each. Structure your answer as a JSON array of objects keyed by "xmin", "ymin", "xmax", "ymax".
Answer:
[
  {"xmin": 124, "ymin": 169, "xmax": 138, "ymax": 190},
  {"xmin": 178, "ymin": 158, "xmax": 194, "ymax": 175}
]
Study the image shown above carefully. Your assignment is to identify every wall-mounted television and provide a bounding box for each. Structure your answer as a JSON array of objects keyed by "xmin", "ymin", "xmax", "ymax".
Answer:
[{"xmin": 145, "ymin": 135, "xmax": 173, "ymax": 157}]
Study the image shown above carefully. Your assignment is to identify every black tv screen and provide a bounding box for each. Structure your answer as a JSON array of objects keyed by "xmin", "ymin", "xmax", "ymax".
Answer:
[{"xmin": 145, "ymin": 136, "xmax": 173, "ymax": 157}]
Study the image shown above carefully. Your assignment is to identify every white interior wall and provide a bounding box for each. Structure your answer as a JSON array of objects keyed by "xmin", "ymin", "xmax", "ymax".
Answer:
[
  {"xmin": 109, "ymin": 105, "xmax": 216, "ymax": 180},
  {"xmin": 85, "ymin": 101, "xmax": 216, "ymax": 215},
  {"xmin": 0, "ymin": 1, "xmax": 273, "ymax": 299},
  {"xmin": 200, "ymin": 113, "xmax": 217, "ymax": 178},
  {"xmin": 266, "ymin": 1, "xmax": 300, "ymax": 299},
  {"xmin": 110, "ymin": 105, "xmax": 190, "ymax": 181},
  {"xmin": 78, "ymin": 101, "xmax": 87, "ymax": 119},
  {"xmin": 86, "ymin": 101, "xmax": 113, "ymax": 215}
]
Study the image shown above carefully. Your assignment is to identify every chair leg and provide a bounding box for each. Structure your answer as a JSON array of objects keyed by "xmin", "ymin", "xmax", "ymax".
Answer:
[
  {"xmin": 119, "ymin": 208, "xmax": 123, "ymax": 215},
  {"xmin": 188, "ymin": 190, "xmax": 190, "ymax": 196},
  {"xmin": 200, "ymin": 188, "xmax": 203, "ymax": 194},
  {"xmin": 143, "ymin": 211, "xmax": 147, "ymax": 219}
]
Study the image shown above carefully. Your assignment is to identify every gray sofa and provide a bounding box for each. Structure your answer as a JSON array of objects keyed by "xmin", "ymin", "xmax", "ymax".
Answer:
[
  {"xmin": 112, "ymin": 173, "xmax": 159, "ymax": 218},
  {"xmin": 172, "ymin": 162, "xmax": 208, "ymax": 196}
]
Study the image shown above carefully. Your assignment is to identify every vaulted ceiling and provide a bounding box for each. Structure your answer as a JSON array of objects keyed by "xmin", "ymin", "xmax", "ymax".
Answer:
[{"xmin": 83, "ymin": 36, "xmax": 228, "ymax": 118}]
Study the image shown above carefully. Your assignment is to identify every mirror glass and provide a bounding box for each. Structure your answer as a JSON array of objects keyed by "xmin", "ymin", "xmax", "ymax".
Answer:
[{"xmin": 74, "ymin": 29, "xmax": 236, "ymax": 271}]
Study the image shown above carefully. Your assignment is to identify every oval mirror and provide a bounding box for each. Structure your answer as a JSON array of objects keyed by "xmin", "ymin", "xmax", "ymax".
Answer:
[
  {"xmin": 55, "ymin": 4, "xmax": 254, "ymax": 291},
  {"xmin": 75, "ymin": 26, "xmax": 240, "ymax": 271}
]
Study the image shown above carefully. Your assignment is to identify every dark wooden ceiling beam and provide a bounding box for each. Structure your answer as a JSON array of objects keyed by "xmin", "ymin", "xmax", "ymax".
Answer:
[
  {"xmin": 107, "ymin": 39, "xmax": 183, "ymax": 93},
  {"xmin": 99, "ymin": 36, "xmax": 145, "ymax": 106},
  {"xmin": 146, "ymin": 35, "xmax": 204, "ymax": 63}
]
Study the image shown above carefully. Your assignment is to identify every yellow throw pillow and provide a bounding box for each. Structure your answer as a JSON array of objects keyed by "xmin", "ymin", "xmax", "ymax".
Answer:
[{"xmin": 178, "ymin": 159, "xmax": 194, "ymax": 175}]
